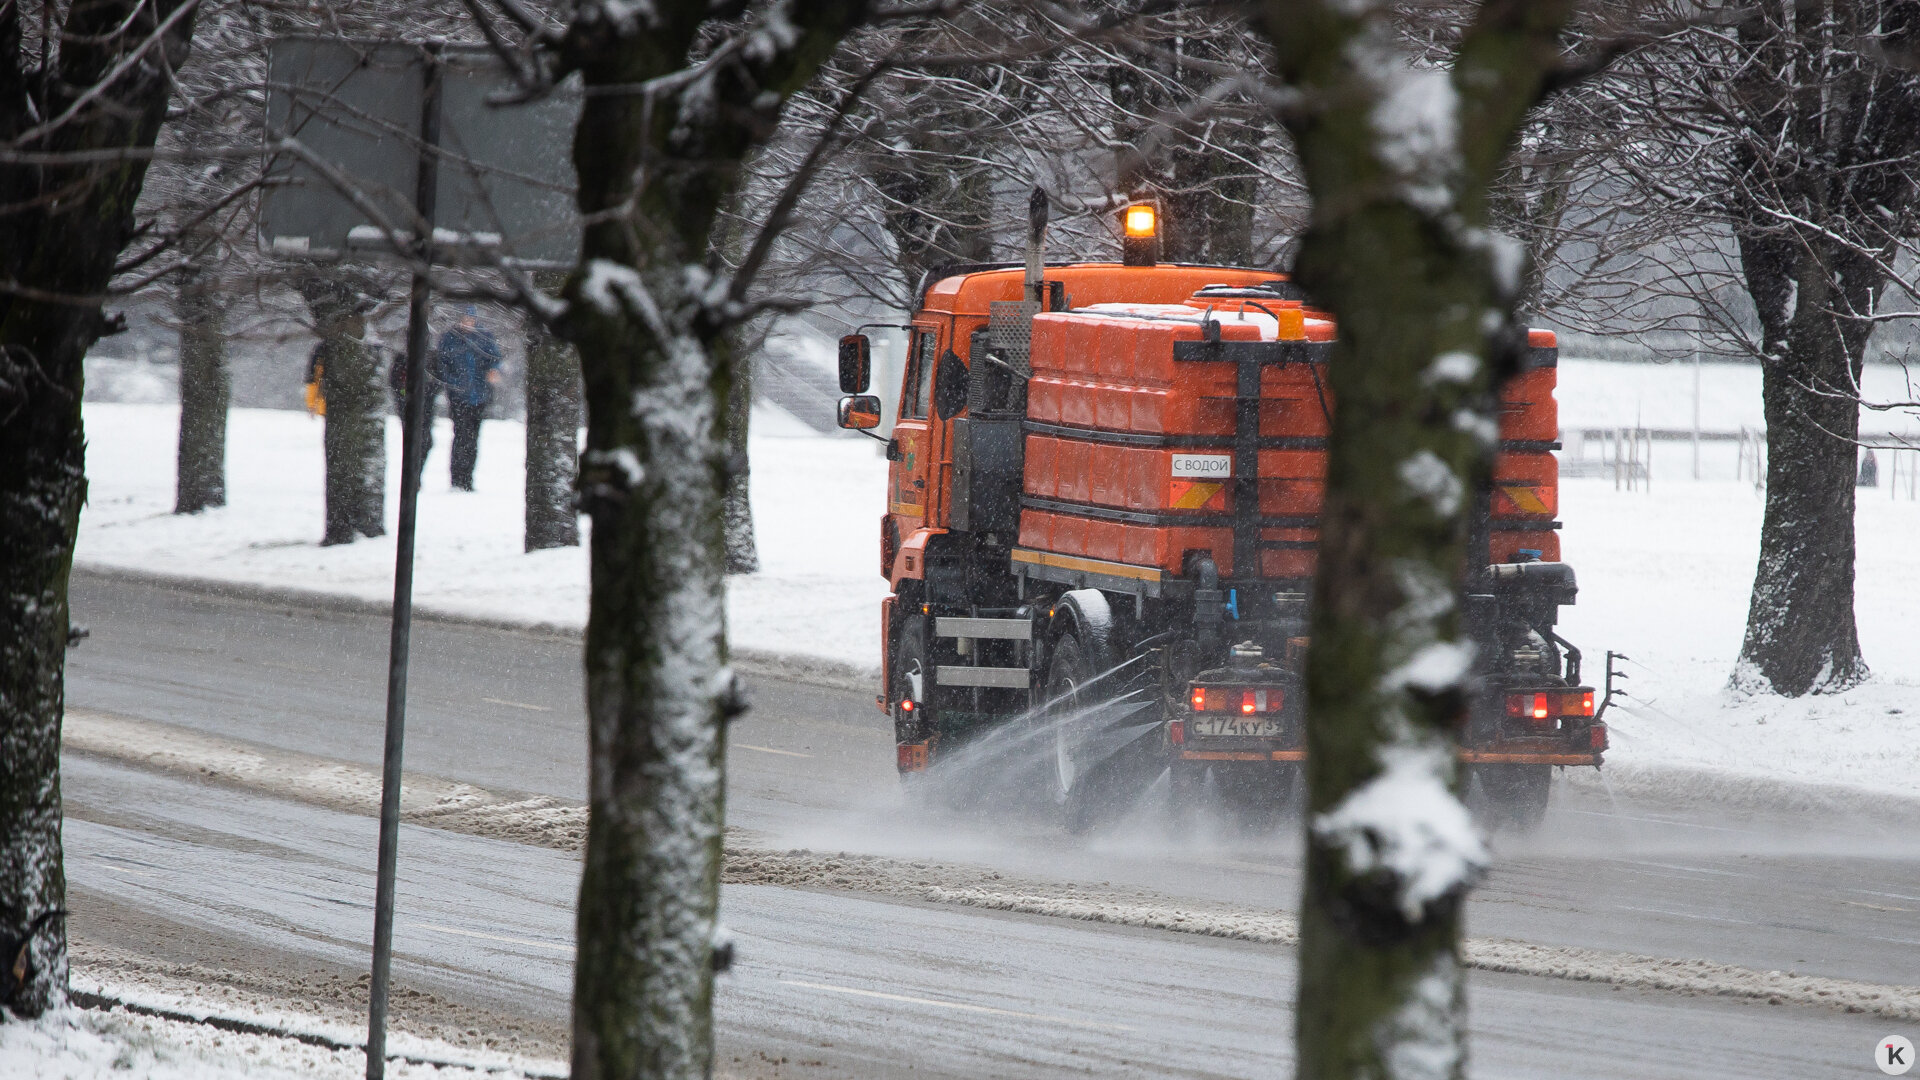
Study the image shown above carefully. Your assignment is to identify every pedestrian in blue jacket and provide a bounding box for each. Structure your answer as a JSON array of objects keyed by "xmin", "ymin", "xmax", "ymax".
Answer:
[{"xmin": 431, "ymin": 307, "xmax": 503, "ymax": 490}]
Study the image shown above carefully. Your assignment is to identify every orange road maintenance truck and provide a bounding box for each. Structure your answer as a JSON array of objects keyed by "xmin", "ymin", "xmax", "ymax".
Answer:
[{"xmin": 837, "ymin": 200, "xmax": 1603, "ymax": 832}]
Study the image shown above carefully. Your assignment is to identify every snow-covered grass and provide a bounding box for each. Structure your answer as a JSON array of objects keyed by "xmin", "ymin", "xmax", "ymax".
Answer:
[
  {"xmin": 73, "ymin": 393, "xmax": 1920, "ymax": 800},
  {"xmin": 75, "ymin": 401, "xmax": 889, "ymax": 667},
  {"xmin": 1558, "ymin": 473, "xmax": 1920, "ymax": 800}
]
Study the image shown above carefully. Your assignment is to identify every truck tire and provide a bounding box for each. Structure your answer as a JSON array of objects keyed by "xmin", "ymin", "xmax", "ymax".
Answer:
[
  {"xmin": 1471, "ymin": 763, "xmax": 1551, "ymax": 833},
  {"xmin": 1041, "ymin": 590, "xmax": 1162, "ymax": 834},
  {"xmin": 1042, "ymin": 628, "xmax": 1102, "ymax": 827}
]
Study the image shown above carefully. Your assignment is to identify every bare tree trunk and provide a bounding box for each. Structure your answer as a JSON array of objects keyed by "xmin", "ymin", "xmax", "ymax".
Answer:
[
  {"xmin": 0, "ymin": 355, "xmax": 81, "ymax": 1021},
  {"xmin": 320, "ymin": 331, "xmax": 386, "ymax": 544},
  {"xmin": 524, "ymin": 286, "xmax": 581, "ymax": 552},
  {"xmin": 554, "ymin": 4, "xmax": 870, "ymax": 1076},
  {"xmin": 1109, "ymin": 21, "xmax": 1260, "ymax": 267},
  {"xmin": 723, "ymin": 322, "xmax": 759, "ymax": 574},
  {"xmin": 173, "ymin": 258, "xmax": 229, "ymax": 514},
  {"xmin": 0, "ymin": 0, "xmax": 199, "ymax": 1020},
  {"xmin": 1167, "ymin": 130, "xmax": 1257, "ymax": 265},
  {"xmin": 1164, "ymin": 32, "xmax": 1258, "ymax": 266},
  {"xmin": 1719, "ymin": 3, "xmax": 1906, "ymax": 697},
  {"xmin": 1735, "ymin": 233, "xmax": 1873, "ymax": 694},
  {"xmin": 301, "ymin": 276, "xmax": 385, "ymax": 545},
  {"xmin": 1248, "ymin": 4, "xmax": 1576, "ymax": 1075}
]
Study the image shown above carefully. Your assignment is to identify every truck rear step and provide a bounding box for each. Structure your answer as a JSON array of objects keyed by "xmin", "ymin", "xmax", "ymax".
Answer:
[
  {"xmin": 934, "ymin": 617, "xmax": 1031, "ymax": 640},
  {"xmin": 935, "ymin": 665, "xmax": 1031, "ymax": 688}
]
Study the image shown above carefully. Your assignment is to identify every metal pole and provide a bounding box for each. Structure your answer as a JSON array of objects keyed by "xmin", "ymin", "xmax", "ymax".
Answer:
[{"xmin": 367, "ymin": 43, "xmax": 441, "ymax": 1080}]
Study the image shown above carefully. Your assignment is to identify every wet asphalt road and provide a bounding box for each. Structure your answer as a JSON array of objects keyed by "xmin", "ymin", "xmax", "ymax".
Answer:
[
  {"xmin": 63, "ymin": 754, "xmax": 1896, "ymax": 1079},
  {"xmin": 58, "ymin": 570, "xmax": 1920, "ymax": 1076}
]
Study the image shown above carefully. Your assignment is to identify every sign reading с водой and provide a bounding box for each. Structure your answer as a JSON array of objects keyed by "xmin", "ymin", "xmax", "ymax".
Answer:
[{"xmin": 1171, "ymin": 453, "xmax": 1233, "ymax": 478}]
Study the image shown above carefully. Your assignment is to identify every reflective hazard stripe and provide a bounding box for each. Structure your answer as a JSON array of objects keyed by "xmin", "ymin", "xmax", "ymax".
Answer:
[
  {"xmin": 1169, "ymin": 481, "xmax": 1227, "ymax": 511},
  {"xmin": 1500, "ymin": 485, "xmax": 1550, "ymax": 514}
]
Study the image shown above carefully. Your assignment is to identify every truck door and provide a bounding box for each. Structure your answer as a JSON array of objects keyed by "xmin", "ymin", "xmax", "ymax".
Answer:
[{"xmin": 889, "ymin": 326, "xmax": 941, "ymax": 539}]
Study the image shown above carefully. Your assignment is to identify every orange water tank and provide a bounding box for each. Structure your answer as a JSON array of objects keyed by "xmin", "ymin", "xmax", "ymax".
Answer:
[{"xmin": 1017, "ymin": 300, "xmax": 1562, "ymax": 578}]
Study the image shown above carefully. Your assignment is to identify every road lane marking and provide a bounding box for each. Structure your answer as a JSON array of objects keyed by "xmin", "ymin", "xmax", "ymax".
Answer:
[
  {"xmin": 413, "ymin": 923, "xmax": 574, "ymax": 954},
  {"xmin": 1201, "ymin": 857, "xmax": 1289, "ymax": 876},
  {"xmin": 737, "ymin": 744, "xmax": 812, "ymax": 758},
  {"xmin": 94, "ymin": 862, "xmax": 158, "ymax": 879},
  {"xmin": 1560, "ymin": 807, "xmax": 1754, "ymax": 834},
  {"xmin": 1844, "ymin": 900, "xmax": 1915, "ymax": 913},
  {"xmin": 1621, "ymin": 860, "xmax": 1753, "ymax": 879},
  {"xmin": 1613, "ymin": 904, "xmax": 1747, "ymax": 926},
  {"xmin": 778, "ymin": 979, "xmax": 1131, "ymax": 1032},
  {"xmin": 482, "ymin": 697, "xmax": 552, "ymax": 712}
]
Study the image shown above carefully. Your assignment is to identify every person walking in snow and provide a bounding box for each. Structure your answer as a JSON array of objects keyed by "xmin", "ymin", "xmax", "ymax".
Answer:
[{"xmin": 431, "ymin": 306, "xmax": 503, "ymax": 491}]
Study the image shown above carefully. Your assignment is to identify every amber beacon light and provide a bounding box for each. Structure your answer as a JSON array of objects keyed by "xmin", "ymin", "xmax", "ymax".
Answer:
[{"xmin": 1121, "ymin": 202, "xmax": 1159, "ymax": 266}]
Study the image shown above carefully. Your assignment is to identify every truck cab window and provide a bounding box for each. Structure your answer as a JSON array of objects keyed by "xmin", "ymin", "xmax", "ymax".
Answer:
[{"xmin": 903, "ymin": 330, "xmax": 937, "ymax": 419}]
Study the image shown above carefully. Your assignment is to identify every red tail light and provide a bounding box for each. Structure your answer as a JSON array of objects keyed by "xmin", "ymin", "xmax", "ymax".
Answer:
[
  {"xmin": 1188, "ymin": 686, "xmax": 1282, "ymax": 713},
  {"xmin": 1589, "ymin": 723, "xmax": 1608, "ymax": 751},
  {"xmin": 900, "ymin": 698, "xmax": 915, "ymax": 713},
  {"xmin": 1169, "ymin": 719, "xmax": 1185, "ymax": 745},
  {"xmin": 1504, "ymin": 689, "xmax": 1596, "ymax": 723}
]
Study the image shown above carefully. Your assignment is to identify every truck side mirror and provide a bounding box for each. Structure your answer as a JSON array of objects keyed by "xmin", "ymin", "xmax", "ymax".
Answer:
[
  {"xmin": 838, "ymin": 334, "xmax": 871, "ymax": 394},
  {"xmin": 838, "ymin": 394, "xmax": 883, "ymax": 430}
]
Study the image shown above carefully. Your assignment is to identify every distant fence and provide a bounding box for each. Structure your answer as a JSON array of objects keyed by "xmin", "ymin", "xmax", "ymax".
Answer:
[
  {"xmin": 1881, "ymin": 448, "xmax": 1920, "ymax": 500},
  {"xmin": 1560, "ymin": 425, "xmax": 1920, "ymax": 497},
  {"xmin": 1560, "ymin": 428, "xmax": 1658, "ymax": 488}
]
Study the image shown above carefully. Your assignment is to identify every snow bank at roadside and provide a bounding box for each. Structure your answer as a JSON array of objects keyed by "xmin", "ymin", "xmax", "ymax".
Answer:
[
  {"xmin": 73, "ymin": 398, "xmax": 1920, "ymax": 801},
  {"xmin": 0, "ymin": 1003, "xmax": 559, "ymax": 1080}
]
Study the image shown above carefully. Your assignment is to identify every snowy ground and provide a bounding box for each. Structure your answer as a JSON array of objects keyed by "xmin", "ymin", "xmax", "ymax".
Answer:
[
  {"xmin": 1558, "ymin": 460, "xmax": 1920, "ymax": 801},
  {"xmin": 75, "ymin": 401, "xmax": 889, "ymax": 668},
  {"xmin": 73, "ymin": 395, "xmax": 1920, "ymax": 801},
  {"xmin": 1, "ymin": 989, "xmax": 561, "ymax": 1080}
]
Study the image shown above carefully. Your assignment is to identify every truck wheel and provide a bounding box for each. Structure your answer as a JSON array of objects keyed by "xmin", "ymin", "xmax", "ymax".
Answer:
[
  {"xmin": 1472, "ymin": 763, "xmax": 1551, "ymax": 833},
  {"xmin": 1043, "ymin": 630, "xmax": 1096, "ymax": 802},
  {"xmin": 1044, "ymin": 628, "xmax": 1134, "ymax": 834}
]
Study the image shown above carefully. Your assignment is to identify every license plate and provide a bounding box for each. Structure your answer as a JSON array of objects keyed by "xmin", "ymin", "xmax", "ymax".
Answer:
[{"xmin": 1190, "ymin": 717, "xmax": 1287, "ymax": 738}]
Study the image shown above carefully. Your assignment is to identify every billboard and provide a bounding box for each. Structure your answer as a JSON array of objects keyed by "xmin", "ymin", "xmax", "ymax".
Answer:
[{"xmin": 260, "ymin": 36, "xmax": 579, "ymax": 264}]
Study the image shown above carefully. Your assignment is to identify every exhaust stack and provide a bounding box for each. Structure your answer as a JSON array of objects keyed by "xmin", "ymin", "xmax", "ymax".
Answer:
[{"xmin": 1026, "ymin": 186, "xmax": 1048, "ymax": 305}]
